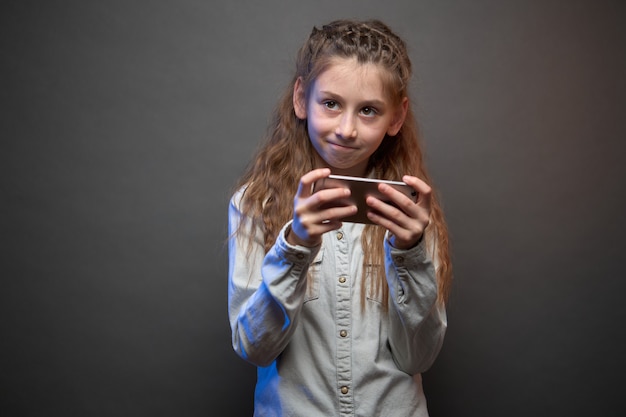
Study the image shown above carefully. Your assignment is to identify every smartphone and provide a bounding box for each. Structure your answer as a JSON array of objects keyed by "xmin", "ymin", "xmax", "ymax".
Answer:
[{"xmin": 312, "ymin": 174, "xmax": 418, "ymax": 224}]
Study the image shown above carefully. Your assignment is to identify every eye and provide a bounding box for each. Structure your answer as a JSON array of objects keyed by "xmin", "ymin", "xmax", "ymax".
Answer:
[
  {"xmin": 360, "ymin": 106, "xmax": 378, "ymax": 117},
  {"xmin": 323, "ymin": 100, "xmax": 339, "ymax": 110}
]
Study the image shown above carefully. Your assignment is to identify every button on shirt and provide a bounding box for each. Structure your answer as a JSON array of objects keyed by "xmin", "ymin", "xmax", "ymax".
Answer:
[{"xmin": 228, "ymin": 189, "xmax": 447, "ymax": 417}]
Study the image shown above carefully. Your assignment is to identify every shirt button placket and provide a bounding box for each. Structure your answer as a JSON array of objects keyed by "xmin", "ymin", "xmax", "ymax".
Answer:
[{"xmin": 334, "ymin": 228, "xmax": 352, "ymax": 415}]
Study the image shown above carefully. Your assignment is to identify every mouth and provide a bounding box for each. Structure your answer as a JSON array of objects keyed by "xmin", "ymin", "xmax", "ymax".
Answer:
[{"xmin": 327, "ymin": 140, "xmax": 357, "ymax": 150}]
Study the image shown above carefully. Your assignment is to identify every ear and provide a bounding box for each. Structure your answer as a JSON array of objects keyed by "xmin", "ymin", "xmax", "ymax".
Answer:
[
  {"xmin": 387, "ymin": 97, "xmax": 409, "ymax": 136},
  {"xmin": 293, "ymin": 77, "xmax": 307, "ymax": 120}
]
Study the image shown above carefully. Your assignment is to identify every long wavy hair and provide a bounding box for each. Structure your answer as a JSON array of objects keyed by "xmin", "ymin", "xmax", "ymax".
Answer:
[{"xmin": 233, "ymin": 19, "xmax": 452, "ymax": 305}]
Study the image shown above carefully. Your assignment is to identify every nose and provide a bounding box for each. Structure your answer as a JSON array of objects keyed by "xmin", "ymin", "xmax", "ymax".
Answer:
[{"xmin": 335, "ymin": 113, "xmax": 357, "ymax": 139}]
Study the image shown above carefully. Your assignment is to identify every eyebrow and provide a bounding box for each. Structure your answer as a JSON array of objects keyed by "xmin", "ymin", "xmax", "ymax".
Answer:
[{"xmin": 318, "ymin": 91, "xmax": 387, "ymax": 109}]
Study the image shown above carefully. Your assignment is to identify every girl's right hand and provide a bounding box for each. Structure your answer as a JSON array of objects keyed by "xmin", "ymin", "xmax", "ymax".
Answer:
[{"xmin": 287, "ymin": 168, "xmax": 357, "ymax": 247}]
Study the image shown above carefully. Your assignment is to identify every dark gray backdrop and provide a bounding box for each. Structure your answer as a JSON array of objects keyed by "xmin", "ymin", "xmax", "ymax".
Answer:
[{"xmin": 2, "ymin": 1, "xmax": 625, "ymax": 416}]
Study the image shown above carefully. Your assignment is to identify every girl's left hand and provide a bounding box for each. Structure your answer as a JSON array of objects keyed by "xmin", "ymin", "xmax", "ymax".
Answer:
[{"xmin": 365, "ymin": 175, "xmax": 432, "ymax": 249}]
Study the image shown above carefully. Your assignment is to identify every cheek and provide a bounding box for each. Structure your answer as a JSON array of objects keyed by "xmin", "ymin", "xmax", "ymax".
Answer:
[
  {"xmin": 307, "ymin": 112, "xmax": 333, "ymax": 135},
  {"xmin": 361, "ymin": 123, "xmax": 389, "ymax": 142},
  {"xmin": 307, "ymin": 119, "xmax": 326, "ymax": 144},
  {"xmin": 306, "ymin": 116, "xmax": 319, "ymax": 134}
]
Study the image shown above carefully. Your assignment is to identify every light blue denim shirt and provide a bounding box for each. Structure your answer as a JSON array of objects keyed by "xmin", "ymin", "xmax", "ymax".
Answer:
[{"xmin": 228, "ymin": 188, "xmax": 447, "ymax": 417}]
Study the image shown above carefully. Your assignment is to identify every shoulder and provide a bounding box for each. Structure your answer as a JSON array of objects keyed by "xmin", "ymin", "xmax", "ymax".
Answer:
[{"xmin": 230, "ymin": 182, "xmax": 255, "ymax": 211}]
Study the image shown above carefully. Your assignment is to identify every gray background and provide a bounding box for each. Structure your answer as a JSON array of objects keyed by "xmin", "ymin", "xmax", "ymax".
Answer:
[{"xmin": 2, "ymin": 0, "xmax": 625, "ymax": 416}]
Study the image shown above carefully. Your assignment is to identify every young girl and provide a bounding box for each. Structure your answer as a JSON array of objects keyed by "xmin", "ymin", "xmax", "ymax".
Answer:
[{"xmin": 228, "ymin": 19, "xmax": 452, "ymax": 416}]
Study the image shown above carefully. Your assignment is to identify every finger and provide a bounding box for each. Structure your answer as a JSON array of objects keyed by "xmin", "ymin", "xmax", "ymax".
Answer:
[
  {"xmin": 366, "ymin": 206, "xmax": 426, "ymax": 249},
  {"xmin": 311, "ymin": 186, "xmax": 352, "ymax": 209},
  {"xmin": 319, "ymin": 203, "xmax": 357, "ymax": 223},
  {"xmin": 402, "ymin": 175, "xmax": 432, "ymax": 208},
  {"xmin": 365, "ymin": 194, "xmax": 411, "ymax": 227},
  {"xmin": 374, "ymin": 182, "xmax": 419, "ymax": 217},
  {"xmin": 297, "ymin": 168, "xmax": 331, "ymax": 198}
]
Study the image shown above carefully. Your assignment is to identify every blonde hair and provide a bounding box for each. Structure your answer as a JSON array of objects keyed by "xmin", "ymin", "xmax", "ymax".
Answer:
[{"xmin": 233, "ymin": 19, "xmax": 452, "ymax": 305}]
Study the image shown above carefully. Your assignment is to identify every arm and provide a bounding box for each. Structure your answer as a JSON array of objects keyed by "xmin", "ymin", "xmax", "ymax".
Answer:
[
  {"xmin": 365, "ymin": 174, "xmax": 447, "ymax": 373},
  {"xmin": 384, "ymin": 236, "xmax": 447, "ymax": 375},
  {"xmin": 227, "ymin": 190, "xmax": 319, "ymax": 367},
  {"xmin": 228, "ymin": 169, "xmax": 359, "ymax": 366}
]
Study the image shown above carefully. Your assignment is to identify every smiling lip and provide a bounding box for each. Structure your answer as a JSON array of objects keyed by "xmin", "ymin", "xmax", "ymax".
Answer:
[{"xmin": 327, "ymin": 140, "xmax": 357, "ymax": 150}]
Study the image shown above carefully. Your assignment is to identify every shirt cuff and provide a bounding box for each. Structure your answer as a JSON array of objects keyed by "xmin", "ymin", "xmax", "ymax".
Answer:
[
  {"xmin": 274, "ymin": 221, "xmax": 321, "ymax": 265},
  {"xmin": 385, "ymin": 231, "xmax": 431, "ymax": 268}
]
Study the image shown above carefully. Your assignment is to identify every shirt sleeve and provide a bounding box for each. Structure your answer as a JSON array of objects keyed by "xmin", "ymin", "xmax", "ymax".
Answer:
[
  {"xmin": 384, "ymin": 234, "xmax": 448, "ymax": 375},
  {"xmin": 227, "ymin": 190, "xmax": 320, "ymax": 367}
]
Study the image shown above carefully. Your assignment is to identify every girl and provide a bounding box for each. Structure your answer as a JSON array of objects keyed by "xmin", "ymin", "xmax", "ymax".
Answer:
[{"xmin": 228, "ymin": 19, "xmax": 452, "ymax": 417}]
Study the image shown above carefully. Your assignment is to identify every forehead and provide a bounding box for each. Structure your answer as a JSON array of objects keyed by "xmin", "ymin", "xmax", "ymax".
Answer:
[{"xmin": 311, "ymin": 57, "xmax": 391, "ymax": 102}]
